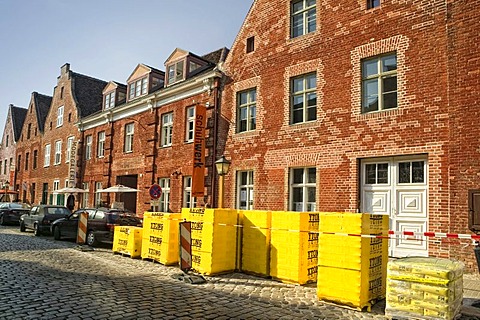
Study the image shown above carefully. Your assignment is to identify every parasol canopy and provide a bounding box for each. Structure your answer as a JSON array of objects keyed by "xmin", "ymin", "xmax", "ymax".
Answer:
[
  {"xmin": 97, "ymin": 184, "xmax": 140, "ymax": 193},
  {"xmin": 55, "ymin": 187, "xmax": 89, "ymax": 194}
]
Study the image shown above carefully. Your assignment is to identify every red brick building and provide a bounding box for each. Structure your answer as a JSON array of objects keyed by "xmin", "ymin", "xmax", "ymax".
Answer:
[
  {"xmin": 79, "ymin": 48, "xmax": 228, "ymax": 215},
  {"xmin": 220, "ymin": 0, "xmax": 480, "ymax": 268}
]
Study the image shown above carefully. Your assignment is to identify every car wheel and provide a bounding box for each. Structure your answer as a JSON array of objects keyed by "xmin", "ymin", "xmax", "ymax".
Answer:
[
  {"xmin": 33, "ymin": 224, "xmax": 41, "ymax": 237},
  {"xmin": 20, "ymin": 221, "xmax": 26, "ymax": 232},
  {"xmin": 0, "ymin": 215, "xmax": 5, "ymax": 226},
  {"xmin": 53, "ymin": 226, "xmax": 61, "ymax": 240},
  {"xmin": 86, "ymin": 230, "xmax": 97, "ymax": 246}
]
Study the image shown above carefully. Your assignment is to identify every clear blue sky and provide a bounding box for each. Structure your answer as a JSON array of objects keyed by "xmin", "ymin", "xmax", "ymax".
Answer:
[{"xmin": 0, "ymin": 0, "xmax": 253, "ymax": 137}]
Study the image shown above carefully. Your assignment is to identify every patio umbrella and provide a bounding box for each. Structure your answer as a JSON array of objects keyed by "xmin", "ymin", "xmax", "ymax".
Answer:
[
  {"xmin": 97, "ymin": 184, "xmax": 140, "ymax": 193},
  {"xmin": 55, "ymin": 187, "xmax": 89, "ymax": 194}
]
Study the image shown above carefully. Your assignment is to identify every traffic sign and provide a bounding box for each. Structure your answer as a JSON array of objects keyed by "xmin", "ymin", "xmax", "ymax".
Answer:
[{"xmin": 149, "ymin": 183, "xmax": 162, "ymax": 199}]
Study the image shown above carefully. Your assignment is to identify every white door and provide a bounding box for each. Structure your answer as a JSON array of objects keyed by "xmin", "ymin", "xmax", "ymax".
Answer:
[{"xmin": 361, "ymin": 156, "xmax": 428, "ymax": 257}]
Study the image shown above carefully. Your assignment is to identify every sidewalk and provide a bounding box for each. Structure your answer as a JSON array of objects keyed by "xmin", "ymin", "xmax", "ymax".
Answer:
[{"xmin": 462, "ymin": 273, "xmax": 480, "ymax": 318}]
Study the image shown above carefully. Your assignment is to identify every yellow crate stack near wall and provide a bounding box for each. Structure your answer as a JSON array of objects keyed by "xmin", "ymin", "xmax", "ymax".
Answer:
[
  {"xmin": 141, "ymin": 212, "xmax": 180, "ymax": 265},
  {"xmin": 317, "ymin": 212, "xmax": 389, "ymax": 311},
  {"xmin": 270, "ymin": 211, "xmax": 319, "ymax": 285},
  {"xmin": 181, "ymin": 208, "xmax": 238, "ymax": 275},
  {"xmin": 112, "ymin": 226, "xmax": 143, "ymax": 258},
  {"xmin": 386, "ymin": 257, "xmax": 464, "ymax": 320},
  {"xmin": 241, "ymin": 210, "xmax": 272, "ymax": 276}
]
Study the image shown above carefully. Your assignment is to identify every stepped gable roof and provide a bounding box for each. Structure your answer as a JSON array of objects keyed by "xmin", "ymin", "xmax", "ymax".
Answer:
[
  {"xmin": 10, "ymin": 105, "xmax": 27, "ymax": 142},
  {"xmin": 201, "ymin": 47, "xmax": 230, "ymax": 64},
  {"xmin": 33, "ymin": 92, "xmax": 52, "ymax": 133},
  {"xmin": 71, "ymin": 72, "xmax": 108, "ymax": 118}
]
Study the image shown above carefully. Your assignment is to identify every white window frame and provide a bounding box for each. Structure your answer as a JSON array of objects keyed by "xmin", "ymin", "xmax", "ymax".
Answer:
[
  {"xmin": 291, "ymin": 0, "xmax": 316, "ymax": 38},
  {"xmin": 237, "ymin": 89, "xmax": 257, "ymax": 133},
  {"xmin": 82, "ymin": 182, "xmax": 89, "ymax": 207},
  {"xmin": 54, "ymin": 140, "xmax": 62, "ymax": 165},
  {"xmin": 290, "ymin": 167, "xmax": 316, "ymax": 212},
  {"xmin": 128, "ymin": 77, "xmax": 148, "ymax": 100},
  {"xmin": 44, "ymin": 144, "xmax": 51, "ymax": 167},
  {"xmin": 105, "ymin": 91, "xmax": 115, "ymax": 109},
  {"xmin": 361, "ymin": 53, "xmax": 398, "ymax": 113},
  {"xmin": 167, "ymin": 60, "xmax": 185, "ymax": 85},
  {"xmin": 183, "ymin": 176, "xmax": 197, "ymax": 209},
  {"xmin": 97, "ymin": 131, "xmax": 105, "ymax": 158},
  {"xmin": 161, "ymin": 113, "xmax": 173, "ymax": 147},
  {"xmin": 291, "ymin": 73, "xmax": 317, "ymax": 124},
  {"xmin": 185, "ymin": 107, "xmax": 195, "ymax": 142},
  {"xmin": 95, "ymin": 182, "xmax": 102, "ymax": 207},
  {"xmin": 53, "ymin": 180, "xmax": 60, "ymax": 205},
  {"xmin": 158, "ymin": 178, "xmax": 170, "ymax": 212},
  {"xmin": 85, "ymin": 135, "xmax": 92, "ymax": 160},
  {"xmin": 66, "ymin": 136, "xmax": 74, "ymax": 163},
  {"xmin": 237, "ymin": 170, "xmax": 254, "ymax": 210},
  {"xmin": 56, "ymin": 106, "xmax": 64, "ymax": 127},
  {"xmin": 124, "ymin": 123, "xmax": 134, "ymax": 153}
]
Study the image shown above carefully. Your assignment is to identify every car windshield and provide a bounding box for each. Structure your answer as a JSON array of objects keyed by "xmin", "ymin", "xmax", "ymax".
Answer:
[
  {"xmin": 46, "ymin": 207, "xmax": 70, "ymax": 215},
  {"xmin": 108, "ymin": 212, "xmax": 139, "ymax": 224},
  {"xmin": 10, "ymin": 203, "xmax": 30, "ymax": 209}
]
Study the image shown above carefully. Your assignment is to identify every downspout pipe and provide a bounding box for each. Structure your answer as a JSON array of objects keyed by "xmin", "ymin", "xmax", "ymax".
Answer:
[{"xmin": 211, "ymin": 77, "xmax": 221, "ymax": 208}]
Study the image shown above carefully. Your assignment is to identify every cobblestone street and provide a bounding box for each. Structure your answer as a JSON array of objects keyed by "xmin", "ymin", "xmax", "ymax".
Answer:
[{"xmin": 1, "ymin": 225, "xmax": 479, "ymax": 319}]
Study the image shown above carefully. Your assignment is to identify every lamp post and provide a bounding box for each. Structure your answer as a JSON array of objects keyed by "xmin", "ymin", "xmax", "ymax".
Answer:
[
  {"xmin": 4, "ymin": 181, "xmax": 10, "ymax": 198},
  {"xmin": 215, "ymin": 155, "xmax": 231, "ymax": 208}
]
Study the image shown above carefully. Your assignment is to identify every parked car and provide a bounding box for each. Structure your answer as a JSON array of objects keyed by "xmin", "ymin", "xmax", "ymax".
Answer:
[
  {"xmin": 51, "ymin": 207, "xmax": 142, "ymax": 246},
  {"xmin": 0, "ymin": 202, "xmax": 31, "ymax": 225},
  {"xmin": 20, "ymin": 205, "xmax": 71, "ymax": 236}
]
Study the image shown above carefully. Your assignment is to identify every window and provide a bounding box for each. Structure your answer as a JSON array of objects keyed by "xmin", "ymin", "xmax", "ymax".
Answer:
[
  {"xmin": 105, "ymin": 91, "xmax": 115, "ymax": 109},
  {"xmin": 95, "ymin": 182, "xmax": 102, "ymax": 207},
  {"xmin": 398, "ymin": 161, "xmax": 425, "ymax": 184},
  {"xmin": 24, "ymin": 152, "xmax": 29, "ymax": 171},
  {"xmin": 158, "ymin": 178, "xmax": 170, "ymax": 212},
  {"xmin": 57, "ymin": 106, "xmax": 64, "ymax": 127},
  {"xmin": 367, "ymin": 0, "xmax": 380, "ymax": 9},
  {"xmin": 361, "ymin": 53, "xmax": 397, "ymax": 113},
  {"xmin": 33, "ymin": 150, "xmax": 38, "ymax": 169},
  {"xmin": 124, "ymin": 123, "xmax": 134, "ymax": 153},
  {"xmin": 189, "ymin": 61, "xmax": 202, "ymax": 74},
  {"xmin": 161, "ymin": 113, "xmax": 173, "ymax": 147},
  {"xmin": 66, "ymin": 136, "xmax": 74, "ymax": 163},
  {"xmin": 82, "ymin": 182, "xmax": 89, "ymax": 208},
  {"xmin": 237, "ymin": 89, "xmax": 257, "ymax": 132},
  {"xmin": 6, "ymin": 135, "xmax": 9, "ymax": 147},
  {"xmin": 185, "ymin": 107, "xmax": 195, "ymax": 142},
  {"xmin": 27, "ymin": 123, "xmax": 31, "ymax": 139},
  {"xmin": 31, "ymin": 183, "xmax": 36, "ymax": 204},
  {"xmin": 54, "ymin": 140, "xmax": 62, "ymax": 165},
  {"xmin": 97, "ymin": 131, "xmax": 105, "ymax": 158},
  {"xmin": 291, "ymin": 73, "xmax": 316, "ymax": 124},
  {"xmin": 290, "ymin": 167, "xmax": 316, "ymax": 211},
  {"xmin": 237, "ymin": 171, "xmax": 254, "ymax": 210},
  {"xmin": 291, "ymin": 0, "xmax": 316, "ymax": 38},
  {"xmin": 60, "ymin": 87, "xmax": 64, "ymax": 99},
  {"xmin": 44, "ymin": 144, "xmax": 51, "ymax": 167},
  {"xmin": 85, "ymin": 135, "xmax": 92, "ymax": 160},
  {"xmin": 365, "ymin": 163, "xmax": 389, "ymax": 184},
  {"xmin": 17, "ymin": 155, "xmax": 21, "ymax": 172},
  {"xmin": 167, "ymin": 60, "xmax": 185, "ymax": 85},
  {"xmin": 53, "ymin": 180, "xmax": 63, "ymax": 205},
  {"xmin": 3, "ymin": 159, "xmax": 6, "ymax": 174},
  {"xmin": 246, "ymin": 36, "xmax": 255, "ymax": 53},
  {"xmin": 183, "ymin": 176, "xmax": 197, "ymax": 209},
  {"xmin": 129, "ymin": 78, "xmax": 148, "ymax": 100}
]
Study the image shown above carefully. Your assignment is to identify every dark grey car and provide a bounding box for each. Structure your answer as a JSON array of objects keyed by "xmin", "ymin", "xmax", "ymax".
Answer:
[
  {"xmin": 20, "ymin": 205, "xmax": 71, "ymax": 236},
  {"xmin": 0, "ymin": 202, "xmax": 31, "ymax": 225}
]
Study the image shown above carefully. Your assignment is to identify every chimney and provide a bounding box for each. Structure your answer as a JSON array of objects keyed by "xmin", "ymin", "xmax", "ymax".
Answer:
[{"xmin": 61, "ymin": 63, "xmax": 70, "ymax": 75}]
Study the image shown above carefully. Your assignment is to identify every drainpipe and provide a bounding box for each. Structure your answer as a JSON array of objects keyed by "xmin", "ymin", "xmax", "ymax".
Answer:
[{"xmin": 211, "ymin": 77, "xmax": 221, "ymax": 208}]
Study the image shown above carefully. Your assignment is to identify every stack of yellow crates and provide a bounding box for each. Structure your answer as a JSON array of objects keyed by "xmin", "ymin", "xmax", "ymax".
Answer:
[
  {"xmin": 241, "ymin": 210, "xmax": 272, "ymax": 276},
  {"xmin": 270, "ymin": 211, "xmax": 319, "ymax": 284},
  {"xmin": 317, "ymin": 212, "xmax": 389, "ymax": 311},
  {"xmin": 141, "ymin": 212, "xmax": 180, "ymax": 265},
  {"xmin": 386, "ymin": 257, "xmax": 464, "ymax": 320},
  {"xmin": 112, "ymin": 226, "xmax": 143, "ymax": 258},
  {"xmin": 181, "ymin": 208, "xmax": 237, "ymax": 275}
]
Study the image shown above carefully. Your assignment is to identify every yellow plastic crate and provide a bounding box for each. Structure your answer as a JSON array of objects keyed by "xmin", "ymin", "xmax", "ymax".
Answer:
[
  {"xmin": 317, "ymin": 265, "xmax": 384, "ymax": 311},
  {"xmin": 112, "ymin": 226, "xmax": 143, "ymax": 258},
  {"xmin": 241, "ymin": 210, "xmax": 272, "ymax": 276},
  {"xmin": 270, "ymin": 211, "xmax": 319, "ymax": 284}
]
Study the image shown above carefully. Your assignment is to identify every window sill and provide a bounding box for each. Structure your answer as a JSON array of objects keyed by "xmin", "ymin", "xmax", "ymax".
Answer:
[{"xmin": 354, "ymin": 108, "xmax": 403, "ymax": 122}]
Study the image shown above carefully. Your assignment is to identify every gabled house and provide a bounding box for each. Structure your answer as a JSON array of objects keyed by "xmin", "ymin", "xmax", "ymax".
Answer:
[
  {"xmin": 220, "ymin": 0, "xmax": 480, "ymax": 269},
  {"xmin": 14, "ymin": 92, "xmax": 52, "ymax": 203},
  {"xmin": 0, "ymin": 104, "xmax": 27, "ymax": 191}
]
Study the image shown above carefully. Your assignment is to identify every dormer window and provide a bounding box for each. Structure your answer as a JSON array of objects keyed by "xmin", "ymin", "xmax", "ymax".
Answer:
[
  {"xmin": 167, "ymin": 61, "xmax": 185, "ymax": 85},
  {"xmin": 129, "ymin": 77, "xmax": 148, "ymax": 100},
  {"xmin": 104, "ymin": 91, "xmax": 115, "ymax": 109}
]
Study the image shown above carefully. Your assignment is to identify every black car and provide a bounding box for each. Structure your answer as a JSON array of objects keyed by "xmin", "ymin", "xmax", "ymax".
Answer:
[
  {"xmin": 20, "ymin": 205, "xmax": 71, "ymax": 236},
  {"xmin": 51, "ymin": 207, "xmax": 142, "ymax": 246},
  {"xmin": 0, "ymin": 202, "xmax": 31, "ymax": 225}
]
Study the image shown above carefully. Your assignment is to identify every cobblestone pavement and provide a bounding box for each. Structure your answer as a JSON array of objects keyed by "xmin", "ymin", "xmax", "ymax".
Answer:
[{"xmin": 0, "ymin": 225, "xmax": 479, "ymax": 320}]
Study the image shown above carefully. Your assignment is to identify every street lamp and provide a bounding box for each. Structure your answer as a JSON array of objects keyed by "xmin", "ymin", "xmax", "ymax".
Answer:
[
  {"xmin": 215, "ymin": 155, "xmax": 231, "ymax": 208},
  {"xmin": 4, "ymin": 181, "xmax": 10, "ymax": 198}
]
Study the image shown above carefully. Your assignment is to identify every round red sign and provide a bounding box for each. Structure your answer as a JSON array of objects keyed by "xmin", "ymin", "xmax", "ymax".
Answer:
[{"xmin": 149, "ymin": 183, "xmax": 162, "ymax": 199}]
